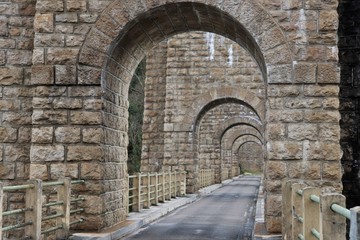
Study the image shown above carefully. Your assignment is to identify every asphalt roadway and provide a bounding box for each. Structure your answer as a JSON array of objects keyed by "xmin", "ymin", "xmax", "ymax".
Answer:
[{"xmin": 123, "ymin": 175, "xmax": 261, "ymax": 240}]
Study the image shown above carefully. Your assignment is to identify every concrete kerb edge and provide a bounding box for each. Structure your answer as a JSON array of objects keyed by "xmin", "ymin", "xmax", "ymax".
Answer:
[
  {"xmin": 252, "ymin": 178, "xmax": 282, "ymax": 240},
  {"xmin": 70, "ymin": 177, "xmax": 239, "ymax": 240}
]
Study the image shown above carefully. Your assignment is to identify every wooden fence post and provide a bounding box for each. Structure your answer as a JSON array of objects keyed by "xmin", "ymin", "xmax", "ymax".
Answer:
[
  {"xmin": 25, "ymin": 179, "xmax": 42, "ymax": 239},
  {"xmin": 181, "ymin": 172, "xmax": 186, "ymax": 195},
  {"xmin": 350, "ymin": 206, "xmax": 360, "ymax": 240},
  {"xmin": 161, "ymin": 172, "xmax": 166, "ymax": 202},
  {"xmin": 154, "ymin": 173, "xmax": 159, "ymax": 205},
  {"xmin": 282, "ymin": 180, "xmax": 296, "ymax": 240},
  {"xmin": 132, "ymin": 173, "xmax": 141, "ymax": 212},
  {"xmin": 173, "ymin": 172, "xmax": 177, "ymax": 198},
  {"xmin": 320, "ymin": 193, "xmax": 346, "ymax": 240},
  {"xmin": 56, "ymin": 178, "xmax": 71, "ymax": 239},
  {"xmin": 292, "ymin": 183, "xmax": 306, "ymax": 239},
  {"xmin": 144, "ymin": 173, "xmax": 151, "ymax": 208},
  {"xmin": 168, "ymin": 171, "xmax": 172, "ymax": 200},
  {"xmin": 303, "ymin": 187, "xmax": 321, "ymax": 240}
]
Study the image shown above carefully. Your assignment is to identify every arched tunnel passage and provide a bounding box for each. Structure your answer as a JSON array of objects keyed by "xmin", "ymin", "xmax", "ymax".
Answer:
[
  {"xmin": 0, "ymin": 0, "xmax": 342, "ymax": 237},
  {"xmin": 65, "ymin": 0, "xmax": 340, "ymax": 234}
]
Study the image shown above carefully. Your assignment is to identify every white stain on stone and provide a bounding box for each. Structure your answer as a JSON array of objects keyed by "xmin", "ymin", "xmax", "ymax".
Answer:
[
  {"xmin": 206, "ymin": 32, "xmax": 215, "ymax": 61},
  {"xmin": 296, "ymin": 9, "xmax": 307, "ymax": 44},
  {"xmin": 228, "ymin": 44, "xmax": 233, "ymax": 66}
]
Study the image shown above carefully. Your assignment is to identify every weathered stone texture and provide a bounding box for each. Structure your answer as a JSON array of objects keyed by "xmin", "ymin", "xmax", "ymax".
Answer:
[{"xmin": 0, "ymin": 0, "xmax": 343, "ymax": 235}]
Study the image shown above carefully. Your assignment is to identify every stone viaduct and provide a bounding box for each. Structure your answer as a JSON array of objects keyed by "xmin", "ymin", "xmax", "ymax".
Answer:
[{"xmin": 1, "ymin": 0, "xmax": 357, "ymax": 235}]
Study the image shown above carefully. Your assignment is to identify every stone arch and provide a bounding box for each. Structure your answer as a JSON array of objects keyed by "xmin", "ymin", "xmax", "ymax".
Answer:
[
  {"xmin": 234, "ymin": 137, "xmax": 264, "ymax": 173},
  {"xmin": 236, "ymin": 139, "xmax": 263, "ymax": 154},
  {"xmin": 182, "ymin": 88, "xmax": 265, "ymax": 132},
  {"xmin": 222, "ymin": 128, "xmax": 263, "ymax": 150},
  {"xmin": 74, "ymin": 0, "xmax": 294, "ymax": 230},
  {"xmin": 220, "ymin": 125, "xmax": 264, "ymax": 174},
  {"xmin": 78, "ymin": 0, "xmax": 293, "ymax": 85},
  {"xmin": 214, "ymin": 116, "xmax": 263, "ymax": 141}
]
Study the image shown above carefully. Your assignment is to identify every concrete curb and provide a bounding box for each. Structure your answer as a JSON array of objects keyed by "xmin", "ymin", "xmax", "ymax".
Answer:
[
  {"xmin": 70, "ymin": 178, "xmax": 237, "ymax": 240},
  {"xmin": 252, "ymin": 178, "xmax": 282, "ymax": 240}
]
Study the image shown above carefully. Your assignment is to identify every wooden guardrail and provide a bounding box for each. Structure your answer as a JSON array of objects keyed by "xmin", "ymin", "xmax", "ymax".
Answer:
[
  {"xmin": 282, "ymin": 180, "xmax": 360, "ymax": 240},
  {"xmin": 199, "ymin": 169, "xmax": 215, "ymax": 188},
  {"xmin": 0, "ymin": 178, "xmax": 85, "ymax": 239},
  {"xmin": 128, "ymin": 171, "xmax": 186, "ymax": 212}
]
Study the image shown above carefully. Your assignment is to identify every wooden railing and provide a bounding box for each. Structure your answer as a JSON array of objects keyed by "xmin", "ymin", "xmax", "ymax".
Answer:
[
  {"xmin": 199, "ymin": 169, "xmax": 215, "ymax": 188},
  {"xmin": 128, "ymin": 171, "xmax": 186, "ymax": 212},
  {"xmin": 0, "ymin": 179, "xmax": 85, "ymax": 239},
  {"xmin": 282, "ymin": 180, "xmax": 360, "ymax": 240}
]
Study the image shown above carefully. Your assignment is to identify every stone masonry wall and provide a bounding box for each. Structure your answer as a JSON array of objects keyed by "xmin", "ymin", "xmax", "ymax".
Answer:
[
  {"xmin": 0, "ymin": 1, "xmax": 36, "ymax": 237},
  {"xmin": 0, "ymin": 0, "xmax": 35, "ymax": 182},
  {"xmin": 143, "ymin": 32, "xmax": 265, "ymax": 190},
  {"xmin": 0, "ymin": 0, "xmax": 342, "ymax": 234},
  {"xmin": 141, "ymin": 42, "xmax": 167, "ymax": 173},
  {"xmin": 30, "ymin": 0, "xmax": 115, "ymax": 231},
  {"xmin": 237, "ymin": 142, "xmax": 264, "ymax": 173}
]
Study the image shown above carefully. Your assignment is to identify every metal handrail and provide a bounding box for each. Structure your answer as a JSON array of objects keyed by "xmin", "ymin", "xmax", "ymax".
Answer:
[
  {"xmin": 331, "ymin": 203, "xmax": 351, "ymax": 220},
  {"xmin": 41, "ymin": 225, "xmax": 63, "ymax": 234},
  {"xmin": 70, "ymin": 208, "xmax": 84, "ymax": 215},
  {"xmin": 310, "ymin": 194, "xmax": 320, "ymax": 203},
  {"xmin": 43, "ymin": 201, "xmax": 64, "ymax": 208},
  {"xmin": 3, "ymin": 184, "xmax": 34, "ymax": 191},
  {"xmin": 2, "ymin": 207, "xmax": 33, "ymax": 216},
  {"xmin": 2, "ymin": 221, "xmax": 33, "ymax": 232},
  {"xmin": 70, "ymin": 218, "xmax": 84, "ymax": 225},
  {"xmin": 311, "ymin": 228, "xmax": 321, "ymax": 239},
  {"xmin": 293, "ymin": 185, "xmax": 351, "ymax": 240},
  {"xmin": 43, "ymin": 213, "xmax": 64, "ymax": 221}
]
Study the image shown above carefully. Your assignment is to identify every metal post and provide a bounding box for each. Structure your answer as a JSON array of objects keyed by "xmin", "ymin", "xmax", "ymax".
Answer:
[
  {"xmin": 320, "ymin": 193, "xmax": 346, "ymax": 240},
  {"xmin": 56, "ymin": 178, "xmax": 71, "ymax": 239},
  {"xmin": 25, "ymin": 179, "xmax": 42, "ymax": 239},
  {"xmin": 303, "ymin": 187, "xmax": 321, "ymax": 240},
  {"xmin": 350, "ymin": 206, "xmax": 360, "ymax": 240}
]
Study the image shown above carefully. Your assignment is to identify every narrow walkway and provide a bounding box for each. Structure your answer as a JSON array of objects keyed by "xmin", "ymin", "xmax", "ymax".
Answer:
[{"xmin": 123, "ymin": 176, "xmax": 261, "ymax": 240}]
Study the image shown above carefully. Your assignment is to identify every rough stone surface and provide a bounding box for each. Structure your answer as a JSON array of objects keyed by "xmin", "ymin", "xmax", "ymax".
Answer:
[{"xmin": 0, "ymin": 0, "xmax": 343, "ymax": 235}]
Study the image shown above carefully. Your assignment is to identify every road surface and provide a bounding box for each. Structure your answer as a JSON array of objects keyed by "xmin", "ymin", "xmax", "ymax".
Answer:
[{"xmin": 124, "ymin": 175, "xmax": 261, "ymax": 240}]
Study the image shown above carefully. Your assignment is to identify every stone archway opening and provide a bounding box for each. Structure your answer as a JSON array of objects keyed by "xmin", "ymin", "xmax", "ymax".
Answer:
[
  {"xmin": 79, "ymin": 2, "xmax": 271, "ymax": 229},
  {"xmin": 75, "ymin": 0, "xmax": 304, "ymax": 233},
  {"xmin": 135, "ymin": 29, "xmax": 266, "ymax": 192},
  {"xmin": 193, "ymin": 100, "xmax": 264, "ymax": 184},
  {"xmin": 235, "ymin": 139, "xmax": 264, "ymax": 174}
]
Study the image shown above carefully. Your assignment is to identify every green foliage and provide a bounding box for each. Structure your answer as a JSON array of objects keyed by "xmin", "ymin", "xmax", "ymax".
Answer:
[{"xmin": 127, "ymin": 59, "xmax": 146, "ymax": 174}]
